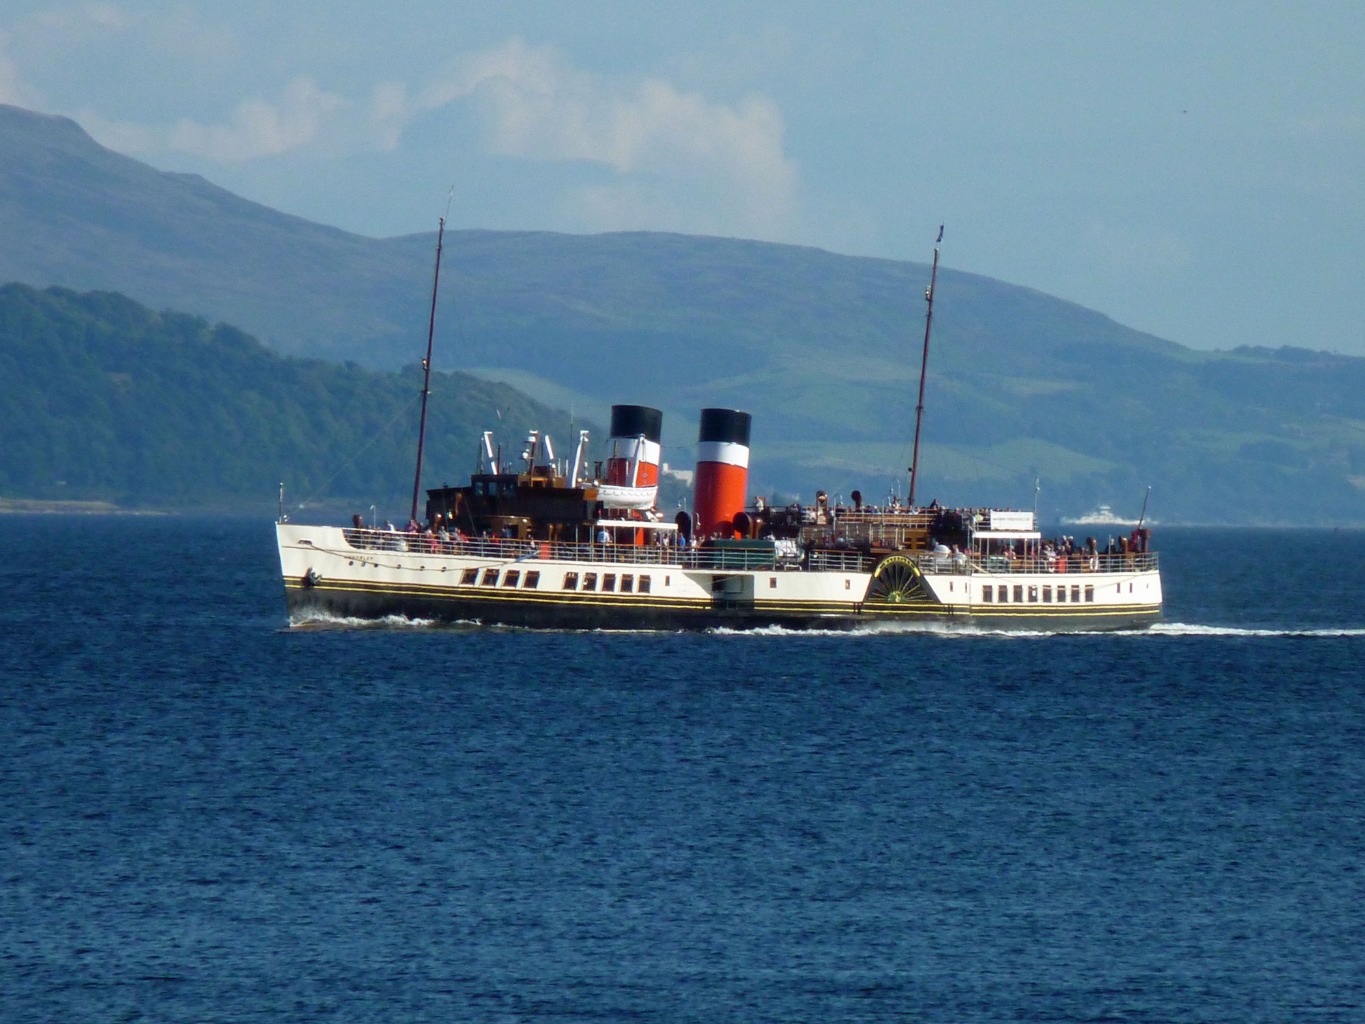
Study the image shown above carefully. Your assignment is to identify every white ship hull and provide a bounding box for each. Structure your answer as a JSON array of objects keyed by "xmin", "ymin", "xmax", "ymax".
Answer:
[{"xmin": 278, "ymin": 524, "xmax": 1163, "ymax": 631}]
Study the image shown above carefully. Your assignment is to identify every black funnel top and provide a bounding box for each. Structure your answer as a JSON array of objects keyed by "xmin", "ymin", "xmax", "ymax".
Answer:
[
  {"xmin": 698, "ymin": 408, "xmax": 752, "ymax": 446},
  {"xmin": 610, "ymin": 405, "xmax": 664, "ymax": 442}
]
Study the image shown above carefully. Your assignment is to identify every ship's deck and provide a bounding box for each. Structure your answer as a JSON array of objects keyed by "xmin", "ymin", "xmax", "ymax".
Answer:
[{"xmin": 338, "ymin": 527, "xmax": 1159, "ymax": 576}]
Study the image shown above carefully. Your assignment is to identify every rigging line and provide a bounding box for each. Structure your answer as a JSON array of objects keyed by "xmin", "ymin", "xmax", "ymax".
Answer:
[
  {"xmin": 294, "ymin": 391, "xmax": 424, "ymax": 511},
  {"xmin": 936, "ymin": 443, "xmax": 1044, "ymax": 477}
]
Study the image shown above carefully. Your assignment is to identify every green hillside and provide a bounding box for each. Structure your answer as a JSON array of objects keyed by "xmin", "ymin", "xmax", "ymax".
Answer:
[{"xmin": 0, "ymin": 283, "xmax": 594, "ymax": 516}]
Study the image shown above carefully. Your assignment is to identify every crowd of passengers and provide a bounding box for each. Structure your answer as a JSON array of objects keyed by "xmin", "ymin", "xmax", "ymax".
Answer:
[
  {"xmin": 935, "ymin": 529, "xmax": 1151, "ymax": 574},
  {"xmin": 345, "ymin": 513, "xmax": 696, "ymax": 556},
  {"xmin": 348, "ymin": 513, "xmax": 482, "ymax": 554},
  {"xmin": 343, "ymin": 509, "xmax": 1152, "ymax": 572}
]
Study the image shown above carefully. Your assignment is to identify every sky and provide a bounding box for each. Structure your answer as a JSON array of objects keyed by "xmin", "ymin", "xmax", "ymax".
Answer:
[{"xmin": 2, "ymin": 1, "xmax": 1363, "ymax": 356}]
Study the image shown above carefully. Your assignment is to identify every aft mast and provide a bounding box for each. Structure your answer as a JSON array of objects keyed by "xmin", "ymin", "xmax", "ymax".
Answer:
[
  {"xmin": 409, "ymin": 215, "xmax": 446, "ymax": 525},
  {"xmin": 908, "ymin": 225, "xmax": 943, "ymax": 507}
]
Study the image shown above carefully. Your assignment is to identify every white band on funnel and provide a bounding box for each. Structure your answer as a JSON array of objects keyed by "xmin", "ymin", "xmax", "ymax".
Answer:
[
  {"xmin": 611, "ymin": 437, "xmax": 662, "ymax": 464},
  {"xmin": 696, "ymin": 441, "xmax": 750, "ymax": 468}
]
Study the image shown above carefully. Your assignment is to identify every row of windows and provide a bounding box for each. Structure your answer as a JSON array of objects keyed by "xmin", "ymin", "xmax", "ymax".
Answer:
[
  {"xmin": 460, "ymin": 568, "xmax": 542, "ymax": 589},
  {"xmin": 981, "ymin": 583, "xmax": 1095, "ymax": 604},
  {"xmin": 562, "ymin": 571, "xmax": 655, "ymax": 594},
  {"xmin": 454, "ymin": 566, "xmax": 671, "ymax": 594}
]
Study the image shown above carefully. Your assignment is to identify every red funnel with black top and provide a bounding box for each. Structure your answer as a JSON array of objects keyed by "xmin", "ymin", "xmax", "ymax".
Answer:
[{"xmin": 693, "ymin": 408, "xmax": 751, "ymax": 539}]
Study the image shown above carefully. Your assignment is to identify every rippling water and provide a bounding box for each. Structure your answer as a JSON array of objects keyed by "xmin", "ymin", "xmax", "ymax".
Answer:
[{"xmin": 2, "ymin": 517, "xmax": 1363, "ymax": 1022}]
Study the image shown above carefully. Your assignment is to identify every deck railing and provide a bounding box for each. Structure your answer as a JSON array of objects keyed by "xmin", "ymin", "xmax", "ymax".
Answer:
[
  {"xmin": 339, "ymin": 528, "xmax": 1157, "ymax": 575},
  {"xmin": 910, "ymin": 551, "xmax": 1160, "ymax": 574},
  {"xmin": 342, "ymin": 529, "xmax": 782, "ymax": 571}
]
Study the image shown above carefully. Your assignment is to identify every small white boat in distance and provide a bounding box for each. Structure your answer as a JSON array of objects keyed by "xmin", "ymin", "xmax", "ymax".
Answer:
[{"xmin": 1061, "ymin": 505, "xmax": 1146, "ymax": 527}]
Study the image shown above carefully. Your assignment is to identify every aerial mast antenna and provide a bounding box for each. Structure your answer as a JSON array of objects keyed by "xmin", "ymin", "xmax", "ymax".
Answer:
[
  {"xmin": 908, "ymin": 224, "xmax": 943, "ymax": 507},
  {"xmin": 1136, "ymin": 485, "xmax": 1152, "ymax": 529},
  {"xmin": 409, "ymin": 191, "xmax": 453, "ymax": 525}
]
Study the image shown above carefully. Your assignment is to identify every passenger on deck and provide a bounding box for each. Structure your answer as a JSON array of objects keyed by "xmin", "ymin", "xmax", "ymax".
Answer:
[{"xmin": 932, "ymin": 539, "xmax": 950, "ymax": 571}]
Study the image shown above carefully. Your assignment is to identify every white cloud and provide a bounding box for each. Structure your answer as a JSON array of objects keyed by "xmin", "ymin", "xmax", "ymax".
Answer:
[
  {"xmin": 420, "ymin": 38, "xmax": 799, "ymax": 234},
  {"xmin": 74, "ymin": 106, "xmax": 156, "ymax": 153},
  {"xmin": 77, "ymin": 2, "xmax": 130, "ymax": 31},
  {"xmin": 366, "ymin": 81, "xmax": 410, "ymax": 152},
  {"xmin": 19, "ymin": 24, "xmax": 799, "ymax": 236},
  {"xmin": 32, "ymin": 2, "xmax": 133, "ymax": 33},
  {"xmin": 165, "ymin": 77, "xmax": 346, "ymax": 162}
]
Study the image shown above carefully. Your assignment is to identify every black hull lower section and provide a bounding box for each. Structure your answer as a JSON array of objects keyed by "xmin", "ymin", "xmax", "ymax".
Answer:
[{"xmin": 284, "ymin": 583, "xmax": 1160, "ymax": 633}]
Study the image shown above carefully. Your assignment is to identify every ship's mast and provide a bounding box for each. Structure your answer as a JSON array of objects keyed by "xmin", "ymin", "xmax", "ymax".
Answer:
[
  {"xmin": 409, "ymin": 215, "xmax": 446, "ymax": 525},
  {"xmin": 908, "ymin": 225, "xmax": 943, "ymax": 507}
]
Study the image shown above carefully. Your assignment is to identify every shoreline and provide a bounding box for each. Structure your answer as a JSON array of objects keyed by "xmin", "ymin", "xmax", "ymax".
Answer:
[{"xmin": 0, "ymin": 498, "xmax": 162, "ymax": 515}]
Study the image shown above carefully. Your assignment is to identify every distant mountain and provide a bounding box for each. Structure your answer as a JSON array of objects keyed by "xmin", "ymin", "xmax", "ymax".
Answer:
[
  {"xmin": 3, "ymin": 102, "xmax": 1364, "ymax": 524},
  {"xmin": 0, "ymin": 104, "xmax": 430, "ymax": 362}
]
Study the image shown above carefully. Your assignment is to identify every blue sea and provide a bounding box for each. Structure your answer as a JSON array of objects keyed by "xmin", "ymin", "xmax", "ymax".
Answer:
[{"xmin": 2, "ymin": 516, "xmax": 1363, "ymax": 1023}]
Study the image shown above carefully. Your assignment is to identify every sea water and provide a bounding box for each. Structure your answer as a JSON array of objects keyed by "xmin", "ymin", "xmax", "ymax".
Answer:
[{"xmin": 1, "ymin": 517, "xmax": 1363, "ymax": 1023}]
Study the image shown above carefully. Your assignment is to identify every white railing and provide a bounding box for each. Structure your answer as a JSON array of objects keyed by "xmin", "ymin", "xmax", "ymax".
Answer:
[
  {"xmin": 339, "ymin": 528, "xmax": 1156, "ymax": 575},
  {"xmin": 341, "ymin": 529, "xmax": 787, "ymax": 571},
  {"xmin": 910, "ymin": 550, "xmax": 1159, "ymax": 575}
]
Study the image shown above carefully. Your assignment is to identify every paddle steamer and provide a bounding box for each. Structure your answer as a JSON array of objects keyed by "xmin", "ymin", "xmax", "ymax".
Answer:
[{"xmin": 276, "ymin": 226, "xmax": 1162, "ymax": 631}]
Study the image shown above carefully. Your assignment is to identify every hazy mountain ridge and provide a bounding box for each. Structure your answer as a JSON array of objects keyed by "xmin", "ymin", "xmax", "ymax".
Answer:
[{"xmin": 3, "ymin": 102, "xmax": 1363, "ymax": 524}]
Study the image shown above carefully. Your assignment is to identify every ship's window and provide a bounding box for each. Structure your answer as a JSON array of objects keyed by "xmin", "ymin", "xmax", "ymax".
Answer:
[
  {"xmin": 481, "ymin": 571, "xmax": 499, "ymax": 586},
  {"xmin": 1028, "ymin": 586, "xmax": 1038, "ymax": 602},
  {"xmin": 1042, "ymin": 586, "xmax": 1052, "ymax": 603},
  {"xmin": 1057, "ymin": 585, "xmax": 1067, "ymax": 603},
  {"xmin": 639, "ymin": 576, "xmax": 652, "ymax": 594},
  {"xmin": 621, "ymin": 574, "xmax": 634, "ymax": 593},
  {"xmin": 583, "ymin": 572, "xmax": 598, "ymax": 591},
  {"xmin": 845, "ymin": 579, "xmax": 851, "ymax": 590},
  {"xmin": 524, "ymin": 571, "xmax": 540, "ymax": 589},
  {"xmin": 503, "ymin": 570, "xmax": 520, "ymax": 588},
  {"xmin": 664, "ymin": 575, "xmax": 671, "ymax": 587},
  {"xmin": 1071, "ymin": 585, "xmax": 1081, "ymax": 603},
  {"xmin": 982, "ymin": 585, "xmax": 994, "ymax": 602},
  {"xmin": 1085, "ymin": 586, "xmax": 1095, "ymax": 603},
  {"xmin": 602, "ymin": 573, "xmax": 616, "ymax": 592},
  {"xmin": 461, "ymin": 568, "xmax": 478, "ymax": 585},
  {"xmin": 563, "ymin": 572, "xmax": 579, "ymax": 590},
  {"xmin": 769, "ymin": 577, "xmax": 778, "ymax": 588},
  {"xmin": 1013, "ymin": 585, "xmax": 1024, "ymax": 603}
]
